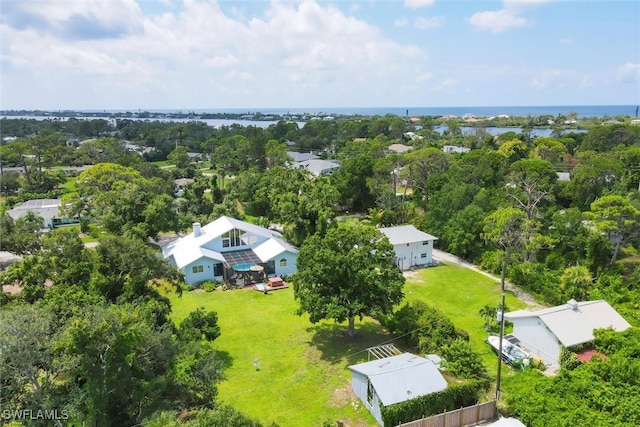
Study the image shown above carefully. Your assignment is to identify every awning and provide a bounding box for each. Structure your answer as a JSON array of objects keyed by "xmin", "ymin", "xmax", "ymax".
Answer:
[{"xmin": 224, "ymin": 249, "xmax": 263, "ymax": 270}]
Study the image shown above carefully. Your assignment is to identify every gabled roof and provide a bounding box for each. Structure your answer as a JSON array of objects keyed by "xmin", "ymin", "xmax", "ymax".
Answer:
[
  {"xmin": 253, "ymin": 237, "xmax": 298, "ymax": 262},
  {"xmin": 505, "ymin": 300, "xmax": 631, "ymax": 347},
  {"xmin": 349, "ymin": 353, "xmax": 447, "ymax": 406},
  {"xmin": 379, "ymin": 225, "xmax": 438, "ymax": 246},
  {"xmin": 292, "ymin": 159, "xmax": 340, "ymax": 175},
  {"xmin": 287, "ymin": 151, "xmax": 319, "ymax": 162},
  {"xmin": 7, "ymin": 199, "xmax": 62, "ymax": 223},
  {"xmin": 162, "ymin": 216, "xmax": 296, "ymax": 269},
  {"xmin": 172, "ymin": 246, "xmax": 226, "ymax": 269},
  {"xmin": 388, "ymin": 143, "xmax": 413, "ymax": 153},
  {"xmin": 202, "ymin": 216, "xmax": 283, "ymax": 241}
]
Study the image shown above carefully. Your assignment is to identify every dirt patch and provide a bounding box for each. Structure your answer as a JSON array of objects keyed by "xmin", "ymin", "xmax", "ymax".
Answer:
[{"xmin": 330, "ymin": 387, "xmax": 357, "ymax": 407}]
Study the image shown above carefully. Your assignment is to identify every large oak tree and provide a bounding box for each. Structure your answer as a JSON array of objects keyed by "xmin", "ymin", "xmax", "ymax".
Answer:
[{"xmin": 293, "ymin": 224, "xmax": 405, "ymax": 337}]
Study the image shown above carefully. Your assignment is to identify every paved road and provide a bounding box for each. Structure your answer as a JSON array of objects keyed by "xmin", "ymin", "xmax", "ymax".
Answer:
[{"xmin": 432, "ymin": 248, "xmax": 544, "ymax": 309}]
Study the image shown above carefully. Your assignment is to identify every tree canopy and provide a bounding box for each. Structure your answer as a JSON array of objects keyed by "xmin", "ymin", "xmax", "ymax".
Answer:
[{"xmin": 293, "ymin": 223, "xmax": 405, "ymax": 337}]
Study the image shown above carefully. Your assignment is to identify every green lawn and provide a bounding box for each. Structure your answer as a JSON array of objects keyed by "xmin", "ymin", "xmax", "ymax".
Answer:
[
  {"xmin": 403, "ymin": 263, "xmax": 527, "ymax": 370},
  {"xmin": 166, "ymin": 262, "xmax": 528, "ymax": 426}
]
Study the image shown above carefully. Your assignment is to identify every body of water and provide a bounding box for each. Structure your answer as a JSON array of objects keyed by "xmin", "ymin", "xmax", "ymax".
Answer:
[{"xmin": 115, "ymin": 105, "xmax": 638, "ymax": 118}]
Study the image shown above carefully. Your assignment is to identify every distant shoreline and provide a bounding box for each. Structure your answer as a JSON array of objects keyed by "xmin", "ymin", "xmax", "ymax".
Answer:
[{"xmin": 1, "ymin": 105, "xmax": 638, "ymax": 119}]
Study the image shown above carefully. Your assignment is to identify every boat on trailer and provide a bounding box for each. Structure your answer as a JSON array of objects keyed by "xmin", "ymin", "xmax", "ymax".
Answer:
[{"xmin": 487, "ymin": 334, "xmax": 531, "ymax": 366}]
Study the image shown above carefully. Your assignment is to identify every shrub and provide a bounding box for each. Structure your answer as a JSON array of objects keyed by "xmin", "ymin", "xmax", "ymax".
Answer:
[
  {"xmin": 201, "ymin": 281, "xmax": 217, "ymax": 292},
  {"xmin": 441, "ymin": 339, "xmax": 487, "ymax": 379},
  {"xmin": 381, "ymin": 379, "xmax": 490, "ymax": 426},
  {"xmin": 559, "ymin": 348, "xmax": 581, "ymax": 370}
]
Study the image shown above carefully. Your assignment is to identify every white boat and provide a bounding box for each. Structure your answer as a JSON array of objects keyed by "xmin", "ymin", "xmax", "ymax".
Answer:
[{"xmin": 487, "ymin": 335, "xmax": 530, "ymax": 366}]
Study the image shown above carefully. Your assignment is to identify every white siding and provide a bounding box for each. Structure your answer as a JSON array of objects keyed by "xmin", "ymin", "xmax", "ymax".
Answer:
[
  {"xmin": 392, "ymin": 241, "xmax": 434, "ymax": 270},
  {"xmin": 511, "ymin": 317, "xmax": 562, "ymax": 367},
  {"xmin": 351, "ymin": 372, "xmax": 384, "ymax": 425}
]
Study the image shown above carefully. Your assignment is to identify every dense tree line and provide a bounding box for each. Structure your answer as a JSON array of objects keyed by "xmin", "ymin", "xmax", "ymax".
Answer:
[
  {"xmin": 0, "ymin": 229, "xmax": 270, "ymax": 426},
  {"xmin": 2, "ymin": 115, "xmax": 640, "ymax": 424}
]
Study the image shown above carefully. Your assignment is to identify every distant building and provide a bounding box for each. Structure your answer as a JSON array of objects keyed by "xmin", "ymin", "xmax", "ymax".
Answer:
[
  {"xmin": 443, "ymin": 145, "xmax": 470, "ymax": 154},
  {"xmin": 292, "ymin": 159, "xmax": 340, "ymax": 177},
  {"xmin": 387, "ymin": 143, "xmax": 413, "ymax": 154},
  {"xmin": 287, "ymin": 151, "xmax": 319, "ymax": 162},
  {"xmin": 7, "ymin": 199, "xmax": 79, "ymax": 229}
]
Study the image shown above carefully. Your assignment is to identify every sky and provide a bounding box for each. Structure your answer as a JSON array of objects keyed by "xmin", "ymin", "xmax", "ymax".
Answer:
[{"xmin": 1, "ymin": 0, "xmax": 639, "ymax": 110}]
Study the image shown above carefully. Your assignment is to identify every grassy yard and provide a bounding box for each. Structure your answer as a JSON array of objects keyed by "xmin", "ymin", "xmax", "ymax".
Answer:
[
  {"xmin": 403, "ymin": 263, "xmax": 527, "ymax": 369},
  {"xmin": 166, "ymin": 262, "xmax": 528, "ymax": 426}
]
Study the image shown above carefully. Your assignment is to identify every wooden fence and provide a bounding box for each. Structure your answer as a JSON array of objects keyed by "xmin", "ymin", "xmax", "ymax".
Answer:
[{"xmin": 397, "ymin": 401, "xmax": 497, "ymax": 427}]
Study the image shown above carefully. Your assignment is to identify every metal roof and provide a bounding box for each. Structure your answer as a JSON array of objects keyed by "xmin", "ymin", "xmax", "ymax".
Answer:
[
  {"xmin": 379, "ymin": 225, "xmax": 438, "ymax": 246},
  {"xmin": 162, "ymin": 216, "xmax": 296, "ymax": 269},
  {"xmin": 7, "ymin": 199, "xmax": 62, "ymax": 223},
  {"xmin": 348, "ymin": 353, "xmax": 447, "ymax": 406},
  {"xmin": 287, "ymin": 151, "xmax": 319, "ymax": 162},
  {"xmin": 505, "ymin": 300, "xmax": 631, "ymax": 347}
]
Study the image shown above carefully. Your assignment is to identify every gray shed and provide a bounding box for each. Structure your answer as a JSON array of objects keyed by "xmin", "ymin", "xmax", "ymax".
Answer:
[{"xmin": 348, "ymin": 353, "xmax": 448, "ymax": 426}]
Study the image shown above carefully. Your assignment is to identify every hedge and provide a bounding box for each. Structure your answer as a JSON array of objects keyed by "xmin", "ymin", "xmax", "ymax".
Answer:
[{"xmin": 380, "ymin": 378, "xmax": 490, "ymax": 426}]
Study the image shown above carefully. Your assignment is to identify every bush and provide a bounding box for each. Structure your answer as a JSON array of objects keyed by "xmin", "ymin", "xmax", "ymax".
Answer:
[
  {"xmin": 559, "ymin": 348, "xmax": 581, "ymax": 370},
  {"xmin": 181, "ymin": 283, "xmax": 195, "ymax": 292},
  {"xmin": 201, "ymin": 281, "xmax": 217, "ymax": 292},
  {"xmin": 383, "ymin": 301, "xmax": 467, "ymax": 354},
  {"xmin": 381, "ymin": 379, "xmax": 490, "ymax": 426},
  {"xmin": 441, "ymin": 339, "xmax": 487, "ymax": 379}
]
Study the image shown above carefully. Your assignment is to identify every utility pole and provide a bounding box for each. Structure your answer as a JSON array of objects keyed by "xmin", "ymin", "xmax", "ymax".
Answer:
[{"xmin": 495, "ymin": 257, "xmax": 507, "ymax": 402}]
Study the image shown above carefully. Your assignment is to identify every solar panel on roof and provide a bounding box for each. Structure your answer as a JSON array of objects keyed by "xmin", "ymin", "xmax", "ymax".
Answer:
[{"xmin": 223, "ymin": 250, "xmax": 262, "ymax": 268}]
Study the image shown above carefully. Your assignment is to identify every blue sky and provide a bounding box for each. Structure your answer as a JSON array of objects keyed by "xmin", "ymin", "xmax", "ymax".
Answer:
[{"xmin": 1, "ymin": 0, "xmax": 638, "ymax": 110}]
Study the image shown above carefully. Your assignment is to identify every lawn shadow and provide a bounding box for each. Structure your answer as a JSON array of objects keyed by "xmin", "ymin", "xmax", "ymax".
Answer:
[
  {"xmin": 214, "ymin": 349, "xmax": 234, "ymax": 370},
  {"xmin": 306, "ymin": 321, "xmax": 402, "ymax": 366}
]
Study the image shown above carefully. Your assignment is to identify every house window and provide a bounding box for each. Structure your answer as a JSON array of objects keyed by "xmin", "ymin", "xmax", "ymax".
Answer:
[
  {"xmin": 421, "ymin": 253, "xmax": 427, "ymax": 258},
  {"xmin": 423, "ymin": 241, "xmax": 429, "ymax": 245},
  {"xmin": 213, "ymin": 263, "xmax": 223, "ymax": 277},
  {"xmin": 222, "ymin": 229, "xmax": 247, "ymax": 248},
  {"xmin": 279, "ymin": 258, "xmax": 287, "ymax": 267},
  {"xmin": 367, "ymin": 380, "xmax": 374, "ymax": 406},
  {"xmin": 192, "ymin": 265, "xmax": 204, "ymax": 274}
]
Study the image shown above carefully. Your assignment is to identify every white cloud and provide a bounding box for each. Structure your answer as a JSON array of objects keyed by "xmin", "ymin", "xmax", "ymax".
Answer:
[
  {"xmin": 404, "ymin": 0, "xmax": 436, "ymax": 9},
  {"xmin": 2, "ymin": 0, "xmax": 144, "ymax": 40},
  {"xmin": 416, "ymin": 72, "xmax": 434, "ymax": 82},
  {"xmin": 617, "ymin": 63, "xmax": 640, "ymax": 83},
  {"xmin": 468, "ymin": 9, "xmax": 526, "ymax": 33},
  {"xmin": 414, "ymin": 16, "xmax": 445, "ymax": 30},
  {"xmin": 560, "ymin": 38, "xmax": 573, "ymax": 44},
  {"xmin": 531, "ymin": 69, "xmax": 563, "ymax": 89},
  {"xmin": 394, "ymin": 17, "xmax": 409, "ymax": 27},
  {"xmin": 468, "ymin": 0, "xmax": 558, "ymax": 32},
  {"xmin": 0, "ymin": 0, "xmax": 427, "ymax": 109}
]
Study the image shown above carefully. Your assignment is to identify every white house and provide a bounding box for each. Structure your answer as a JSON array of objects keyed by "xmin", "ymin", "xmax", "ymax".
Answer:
[
  {"xmin": 292, "ymin": 159, "xmax": 340, "ymax": 177},
  {"xmin": 379, "ymin": 225, "xmax": 438, "ymax": 270},
  {"xmin": 443, "ymin": 145, "xmax": 470, "ymax": 154},
  {"xmin": 349, "ymin": 353, "xmax": 448, "ymax": 426},
  {"xmin": 162, "ymin": 216, "xmax": 298, "ymax": 285},
  {"xmin": 504, "ymin": 299, "xmax": 631, "ymax": 368}
]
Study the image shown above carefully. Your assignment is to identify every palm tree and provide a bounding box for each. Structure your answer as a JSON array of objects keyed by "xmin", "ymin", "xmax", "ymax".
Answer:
[{"xmin": 478, "ymin": 304, "xmax": 495, "ymax": 331}]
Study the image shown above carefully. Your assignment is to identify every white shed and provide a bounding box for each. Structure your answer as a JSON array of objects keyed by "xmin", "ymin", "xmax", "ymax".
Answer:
[
  {"xmin": 504, "ymin": 299, "xmax": 631, "ymax": 368},
  {"xmin": 349, "ymin": 353, "xmax": 448, "ymax": 426},
  {"xmin": 379, "ymin": 225, "xmax": 438, "ymax": 270}
]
